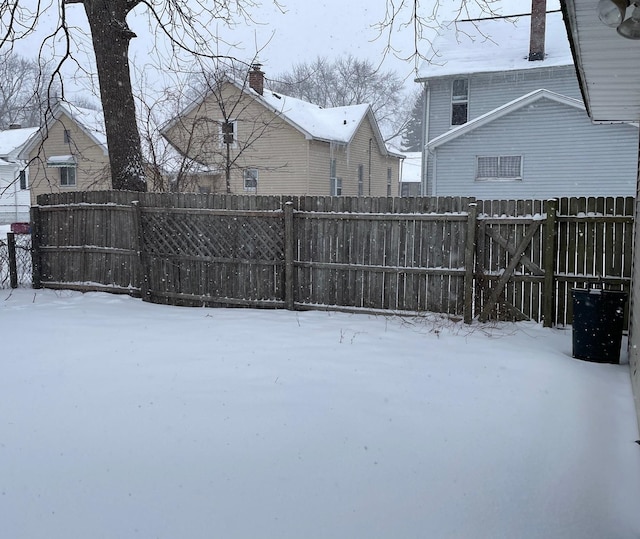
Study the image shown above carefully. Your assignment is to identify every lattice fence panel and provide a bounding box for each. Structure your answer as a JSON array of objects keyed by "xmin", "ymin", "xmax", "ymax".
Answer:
[{"xmin": 140, "ymin": 210, "xmax": 285, "ymax": 306}]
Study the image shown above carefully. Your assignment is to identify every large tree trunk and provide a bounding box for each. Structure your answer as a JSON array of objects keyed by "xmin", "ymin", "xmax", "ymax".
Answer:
[{"xmin": 82, "ymin": 0, "xmax": 146, "ymax": 191}]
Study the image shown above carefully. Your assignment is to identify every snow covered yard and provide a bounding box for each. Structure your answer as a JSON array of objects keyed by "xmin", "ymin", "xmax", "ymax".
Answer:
[{"xmin": 1, "ymin": 289, "xmax": 639, "ymax": 539}]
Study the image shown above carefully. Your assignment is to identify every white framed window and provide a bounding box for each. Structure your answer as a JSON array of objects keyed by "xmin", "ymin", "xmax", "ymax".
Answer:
[
  {"xmin": 357, "ymin": 164, "xmax": 364, "ymax": 196},
  {"xmin": 451, "ymin": 78, "xmax": 469, "ymax": 126},
  {"xmin": 330, "ymin": 177, "xmax": 342, "ymax": 196},
  {"xmin": 329, "ymin": 158, "xmax": 341, "ymax": 195},
  {"xmin": 47, "ymin": 155, "xmax": 77, "ymax": 186},
  {"xmin": 60, "ymin": 166, "xmax": 76, "ymax": 186},
  {"xmin": 476, "ymin": 155, "xmax": 523, "ymax": 181},
  {"xmin": 243, "ymin": 168, "xmax": 258, "ymax": 192},
  {"xmin": 218, "ymin": 120, "xmax": 237, "ymax": 148},
  {"xmin": 386, "ymin": 167, "xmax": 392, "ymax": 196}
]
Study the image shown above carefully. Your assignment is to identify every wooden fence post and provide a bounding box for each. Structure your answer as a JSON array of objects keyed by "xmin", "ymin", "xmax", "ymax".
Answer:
[
  {"xmin": 284, "ymin": 201, "xmax": 295, "ymax": 310},
  {"xmin": 132, "ymin": 201, "xmax": 151, "ymax": 301},
  {"xmin": 7, "ymin": 232, "xmax": 17, "ymax": 288},
  {"xmin": 542, "ymin": 198, "xmax": 558, "ymax": 327},
  {"xmin": 30, "ymin": 206, "xmax": 42, "ymax": 289},
  {"xmin": 464, "ymin": 202, "xmax": 478, "ymax": 324}
]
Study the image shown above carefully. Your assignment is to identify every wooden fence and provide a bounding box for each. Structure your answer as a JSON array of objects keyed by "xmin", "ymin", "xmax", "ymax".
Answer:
[{"xmin": 31, "ymin": 192, "xmax": 634, "ymax": 326}]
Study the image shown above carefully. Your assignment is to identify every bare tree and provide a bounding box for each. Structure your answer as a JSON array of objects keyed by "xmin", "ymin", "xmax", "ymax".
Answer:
[
  {"xmin": 0, "ymin": 51, "xmax": 59, "ymax": 129},
  {"xmin": 374, "ymin": 1, "xmax": 505, "ymax": 69},
  {"xmin": 272, "ymin": 55, "xmax": 412, "ymax": 142},
  {"xmin": 156, "ymin": 60, "xmax": 286, "ymax": 193},
  {"xmin": 1, "ymin": 0, "xmax": 280, "ymax": 191},
  {"xmin": 137, "ymin": 82, "xmax": 225, "ymax": 194},
  {"xmin": 162, "ymin": 60, "xmax": 287, "ymax": 194}
]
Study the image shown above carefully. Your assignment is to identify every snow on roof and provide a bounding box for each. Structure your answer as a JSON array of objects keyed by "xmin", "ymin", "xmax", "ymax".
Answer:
[
  {"xmin": 18, "ymin": 102, "xmax": 109, "ymax": 159},
  {"xmin": 401, "ymin": 152, "xmax": 422, "ymax": 183},
  {"xmin": 0, "ymin": 127, "xmax": 39, "ymax": 158},
  {"xmin": 258, "ymin": 90, "xmax": 369, "ymax": 144},
  {"xmin": 417, "ymin": 11, "xmax": 572, "ymax": 80},
  {"xmin": 162, "ymin": 78, "xmax": 395, "ymax": 158},
  {"xmin": 46, "ymin": 155, "xmax": 76, "ymax": 166},
  {"xmin": 57, "ymin": 102, "xmax": 107, "ymax": 150}
]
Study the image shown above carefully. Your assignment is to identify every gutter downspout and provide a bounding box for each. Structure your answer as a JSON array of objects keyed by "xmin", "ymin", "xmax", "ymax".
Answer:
[
  {"xmin": 432, "ymin": 148, "xmax": 437, "ymax": 196},
  {"xmin": 14, "ymin": 169, "xmax": 19, "ymax": 222},
  {"xmin": 368, "ymin": 138, "xmax": 373, "ymax": 195},
  {"xmin": 307, "ymin": 139, "xmax": 310, "ymax": 194},
  {"xmin": 421, "ymin": 83, "xmax": 431, "ymax": 196}
]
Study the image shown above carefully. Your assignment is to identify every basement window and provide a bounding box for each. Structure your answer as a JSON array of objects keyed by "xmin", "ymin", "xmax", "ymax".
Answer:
[{"xmin": 476, "ymin": 155, "xmax": 523, "ymax": 181}]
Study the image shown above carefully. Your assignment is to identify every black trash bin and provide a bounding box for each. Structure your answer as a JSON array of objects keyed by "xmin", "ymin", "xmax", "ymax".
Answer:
[{"xmin": 571, "ymin": 288, "xmax": 628, "ymax": 364}]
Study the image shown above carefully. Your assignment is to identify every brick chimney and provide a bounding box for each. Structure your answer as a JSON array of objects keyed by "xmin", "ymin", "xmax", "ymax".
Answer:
[
  {"xmin": 249, "ymin": 63, "xmax": 264, "ymax": 96},
  {"xmin": 528, "ymin": 0, "xmax": 547, "ymax": 61}
]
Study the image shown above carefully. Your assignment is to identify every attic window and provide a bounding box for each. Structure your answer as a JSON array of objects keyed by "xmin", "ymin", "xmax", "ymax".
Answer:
[{"xmin": 218, "ymin": 120, "xmax": 237, "ymax": 148}]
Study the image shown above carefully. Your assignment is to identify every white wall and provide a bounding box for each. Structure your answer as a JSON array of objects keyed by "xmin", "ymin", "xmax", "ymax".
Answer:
[
  {"xmin": 430, "ymin": 100, "xmax": 638, "ymax": 198},
  {"xmin": 0, "ymin": 163, "xmax": 30, "ymax": 224}
]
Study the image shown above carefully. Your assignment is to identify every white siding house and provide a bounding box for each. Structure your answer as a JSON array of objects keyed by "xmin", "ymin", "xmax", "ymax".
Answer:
[
  {"xmin": 0, "ymin": 126, "xmax": 38, "ymax": 224},
  {"xmin": 416, "ymin": 10, "xmax": 639, "ymax": 198}
]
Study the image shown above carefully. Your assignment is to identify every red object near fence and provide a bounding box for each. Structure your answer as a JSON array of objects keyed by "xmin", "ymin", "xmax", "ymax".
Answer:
[{"xmin": 10, "ymin": 222, "xmax": 30, "ymax": 234}]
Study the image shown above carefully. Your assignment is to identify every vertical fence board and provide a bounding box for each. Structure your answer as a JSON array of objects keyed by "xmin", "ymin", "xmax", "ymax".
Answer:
[{"xmin": 30, "ymin": 192, "xmax": 633, "ymax": 325}]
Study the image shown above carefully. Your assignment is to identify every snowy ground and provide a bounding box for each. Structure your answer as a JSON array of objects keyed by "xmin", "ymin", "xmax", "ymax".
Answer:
[{"xmin": 2, "ymin": 289, "xmax": 639, "ymax": 539}]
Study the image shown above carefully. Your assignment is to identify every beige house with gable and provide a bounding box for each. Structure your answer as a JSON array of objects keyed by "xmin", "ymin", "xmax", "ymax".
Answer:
[
  {"xmin": 20, "ymin": 101, "xmax": 110, "ymax": 203},
  {"xmin": 162, "ymin": 65, "xmax": 403, "ymax": 196}
]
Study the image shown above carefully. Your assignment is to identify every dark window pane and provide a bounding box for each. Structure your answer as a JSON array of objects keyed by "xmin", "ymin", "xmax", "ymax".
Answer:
[{"xmin": 452, "ymin": 103, "xmax": 468, "ymax": 125}]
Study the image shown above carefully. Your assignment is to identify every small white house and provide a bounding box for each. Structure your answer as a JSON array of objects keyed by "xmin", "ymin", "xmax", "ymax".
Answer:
[
  {"xmin": 400, "ymin": 152, "xmax": 422, "ymax": 196},
  {"xmin": 0, "ymin": 125, "xmax": 38, "ymax": 224}
]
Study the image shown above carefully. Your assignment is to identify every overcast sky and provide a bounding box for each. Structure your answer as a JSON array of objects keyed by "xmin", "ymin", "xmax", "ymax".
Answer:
[
  {"xmin": 10, "ymin": 0, "xmax": 561, "ymax": 102},
  {"xmin": 197, "ymin": 0, "xmax": 562, "ymax": 82}
]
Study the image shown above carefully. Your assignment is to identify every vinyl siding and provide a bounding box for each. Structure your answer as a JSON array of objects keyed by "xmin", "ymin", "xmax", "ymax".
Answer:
[
  {"xmin": 0, "ymin": 164, "xmax": 30, "ymax": 223},
  {"xmin": 165, "ymin": 83, "xmax": 401, "ymax": 196},
  {"xmin": 425, "ymin": 65, "xmax": 580, "ymax": 142},
  {"xmin": 307, "ymin": 139, "xmax": 332, "ymax": 195},
  {"xmin": 28, "ymin": 112, "xmax": 110, "ymax": 203},
  {"xmin": 345, "ymin": 119, "xmax": 401, "ymax": 197},
  {"xmin": 164, "ymin": 84, "xmax": 311, "ymax": 195},
  {"xmin": 430, "ymin": 99, "xmax": 638, "ymax": 198}
]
